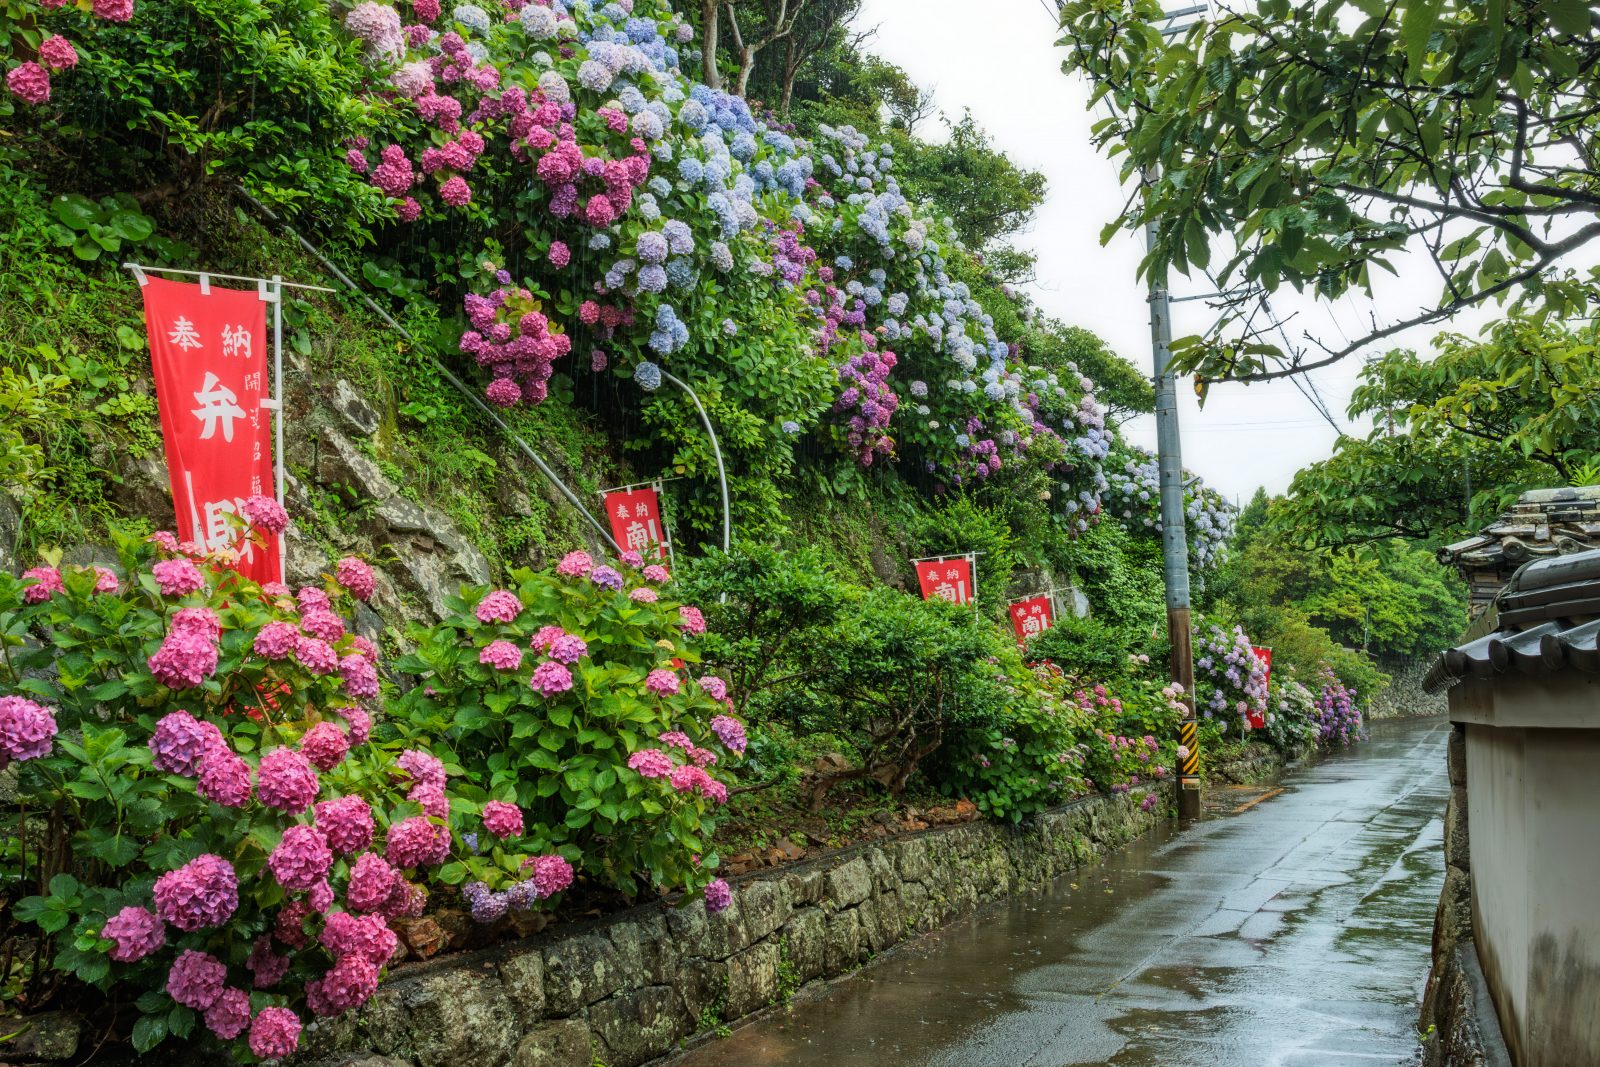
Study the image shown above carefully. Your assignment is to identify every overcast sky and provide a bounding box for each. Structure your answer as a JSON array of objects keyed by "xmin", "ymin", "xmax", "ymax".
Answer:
[{"xmin": 855, "ymin": 0, "xmax": 1491, "ymax": 504}]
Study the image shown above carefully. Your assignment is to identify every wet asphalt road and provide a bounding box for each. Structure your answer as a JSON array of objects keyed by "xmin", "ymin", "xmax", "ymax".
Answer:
[{"xmin": 671, "ymin": 717, "xmax": 1449, "ymax": 1067}]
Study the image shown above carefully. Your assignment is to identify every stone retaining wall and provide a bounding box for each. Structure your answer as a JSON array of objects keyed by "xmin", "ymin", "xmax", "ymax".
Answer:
[{"xmin": 289, "ymin": 787, "xmax": 1162, "ymax": 1067}]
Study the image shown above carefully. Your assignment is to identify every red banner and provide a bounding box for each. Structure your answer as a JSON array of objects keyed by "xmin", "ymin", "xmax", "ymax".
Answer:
[
  {"xmin": 1009, "ymin": 595, "xmax": 1053, "ymax": 645},
  {"xmin": 915, "ymin": 557, "xmax": 973, "ymax": 605},
  {"xmin": 604, "ymin": 487, "xmax": 667, "ymax": 559},
  {"xmin": 1248, "ymin": 646, "xmax": 1273, "ymax": 729},
  {"xmin": 141, "ymin": 275, "xmax": 280, "ymax": 583}
]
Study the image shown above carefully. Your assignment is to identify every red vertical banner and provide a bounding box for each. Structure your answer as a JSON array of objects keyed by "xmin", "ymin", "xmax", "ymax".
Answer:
[
  {"xmin": 914, "ymin": 556, "xmax": 974, "ymax": 605},
  {"xmin": 604, "ymin": 486, "xmax": 668, "ymax": 560},
  {"xmin": 140, "ymin": 275, "xmax": 280, "ymax": 583},
  {"xmin": 1009, "ymin": 595, "xmax": 1054, "ymax": 646},
  {"xmin": 1248, "ymin": 646, "xmax": 1273, "ymax": 729}
]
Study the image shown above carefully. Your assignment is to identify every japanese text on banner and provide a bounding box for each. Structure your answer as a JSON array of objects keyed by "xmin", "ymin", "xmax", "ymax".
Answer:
[
  {"xmin": 604, "ymin": 487, "xmax": 668, "ymax": 560},
  {"xmin": 140, "ymin": 275, "xmax": 280, "ymax": 583},
  {"xmin": 914, "ymin": 557, "xmax": 974, "ymax": 605},
  {"xmin": 1009, "ymin": 595, "xmax": 1054, "ymax": 645}
]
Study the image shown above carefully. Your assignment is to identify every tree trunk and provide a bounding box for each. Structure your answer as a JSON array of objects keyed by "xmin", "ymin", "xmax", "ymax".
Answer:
[
  {"xmin": 734, "ymin": 45, "xmax": 757, "ymax": 97},
  {"xmin": 779, "ymin": 36, "xmax": 798, "ymax": 116},
  {"xmin": 700, "ymin": 0, "xmax": 721, "ymax": 89}
]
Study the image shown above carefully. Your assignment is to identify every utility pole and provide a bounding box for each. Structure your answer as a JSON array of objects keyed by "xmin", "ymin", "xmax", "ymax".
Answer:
[{"xmin": 1143, "ymin": 169, "xmax": 1201, "ymax": 822}]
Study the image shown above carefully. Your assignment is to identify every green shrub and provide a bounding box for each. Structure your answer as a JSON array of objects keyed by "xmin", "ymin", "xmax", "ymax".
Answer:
[{"xmin": 392, "ymin": 552, "xmax": 741, "ymax": 900}]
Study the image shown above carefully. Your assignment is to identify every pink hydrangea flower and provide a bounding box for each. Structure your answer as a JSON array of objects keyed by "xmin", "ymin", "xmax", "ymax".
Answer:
[
  {"xmin": 90, "ymin": 565, "xmax": 118, "ymax": 594},
  {"xmin": 548, "ymin": 241, "xmax": 570, "ymax": 268},
  {"xmin": 152, "ymin": 558, "xmax": 204, "ymax": 596},
  {"xmin": 627, "ymin": 748, "xmax": 672, "ymax": 779},
  {"xmin": 439, "ymin": 175, "xmax": 472, "ymax": 205},
  {"xmin": 412, "ymin": 0, "xmax": 440, "ymax": 20},
  {"xmin": 148, "ymin": 627, "xmax": 219, "ymax": 690},
  {"xmin": 153, "ymin": 855, "xmax": 238, "ymax": 931},
  {"xmin": 241, "ymin": 494, "xmax": 289, "ymax": 535},
  {"xmin": 386, "ymin": 816, "xmax": 450, "ymax": 869},
  {"xmin": 346, "ymin": 851, "xmax": 400, "ymax": 913},
  {"xmin": 642, "ymin": 564, "xmax": 670, "ymax": 582},
  {"xmin": 91, "ymin": 0, "xmax": 133, "ymax": 19},
  {"xmin": 548, "ymin": 634, "xmax": 587, "ymax": 663},
  {"xmin": 172, "ymin": 606, "xmax": 220, "ymax": 640},
  {"xmin": 689, "ymin": 746, "xmax": 718, "ymax": 768},
  {"xmin": 256, "ymin": 748, "xmax": 320, "ymax": 813},
  {"xmin": 101, "ymin": 905, "xmax": 164, "ymax": 963},
  {"xmin": 249, "ymin": 1006, "xmax": 302, "ymax": 1059},
  {"xmin": 658, "ymin": 730, "xmax": 692, "ymax": 751},
  {"xmin": 298, "ymin": 586, "xmax": 331, "ymax": 612},
  {"xmin": 253, "ymin": 621, "xmax": 298, "ymax": 659},
  {"xmin": 269, "ymin": 824, "xmax": 333, "ymax": 891},
  {"xmin": 408, "ymin": 780, "xmax": 448, "ymax": 820},
  {"xmin": 0, "ymin": 696, "xmax": 57, "ymax": 768},
  {"xmin": 480, "ymin": 639, "xmax": 523, "ymax": 670},
  {"xmin": 37, "ymin": 35, "xmax": 78, "ymax": 70},
  {"xmin": 530, "ymin": 660, "xmax": 573, "ymax": 697},
  {"xmin": 340, "ymin": 653, "xmax": 380, "ymax": 698},
  {"xmin": 294, "ymin": 635, "xmax": 339, "ymax": 675},
  {"xmin": 704, "ymin": 878, "xmax": 732, "ymax": 914},
  {"xmin": 321, "ymin": 910, "xmax": 398, "ymax": 965},
  {"xmin": 315, "ymin": 794, "xmax": 375, "ymax": 853},
  {"xmin": 618, "ymin": 550, "xmax": 644, "ymax": 568},
  {"xmin": 301, "ymin": 608, "xmax": 345, "ymax": 643},
  {"xmin": 311, "ymin": 877, "xmax": 335, "ymax": 913},
  {"xmin": 21, "ymin": 566, "xmax": 62, "ymax": 603},
  {"xmin": 204, "ymin": 987, "xmax": 252, "ymax": 1039},
  {"xmin": 306, "ymin": 955, "xmax": 380, "ymax": 1017},
  {"xmin": 273, "ymin": 898, "xmax": 314, "ymax": 948},
  {"xmin": 532, "ymin": 625, "xmax": 566, "ymax": 650},
  {"xmin": 629, "ymin": 587, "xmax": 659, "ymax": 603},
  {"xmin": 527, "ymin": 854, "xmax": 574, "ymax": 898},
  {"xmin": 197, "ymin": 745, "xmax": 252, "ymax": 807},
  {"xmin": 335, "ymin": 556, "xmax": 377, "ymax": 600},
  {"xmin": 482, "ymin": 800, "xmax": 523, "ymax": 838},
  {"xmin": 476, "ymin": 589, "xmax": 523, "ymax": 624},
  {"xmin": 698, "ymin": 676, "xmax": 729, "ymax": 701},
  {"xmin": 397, "ymin": 195, "xmax": 422, "ymax": 222},
  {"xmin": 711, "ymin": 715, "xmax": 747, "ymax": 755},
  {"xmin": 342, "ymin": 704, "xmax": 373, "ymax": 745},
  {"xmin": 300, "ymin": 721, "xmax": 350, "ymax": 771},
  {"xmin": 645, "ymin": 669, "xmax": 679, "ymax": 696},
  {"xmin": 248, "ymin": 936, "xmax": 291, "ymax": 988},
  {"xmin": 149, "ymin": 530, "xmax": 181, "ymax": 552},
  {"xmin": 6, "ymin": 62, "xmax": 50, "ymax": 106},
  {"xmin": 149, "ymin": 710, "xmax": 222, "ymax": 776},
  {"xmin": 678, "ymin": 605, "xmax": 706, "ymax": 635},
  {"xmin": 381, "ymin": 879, "xmax": 428, "ymax": 920},
  {"xmin": 555, "ymin": 550, "xmax": 593, "ymax": 577},
  {"xmin": 397, "ymin": 748, "xmax": 445, "ymax": 790},
  {"xmin": 167, "ymin": 949, "xmax": 227, "ymax": 1010}
]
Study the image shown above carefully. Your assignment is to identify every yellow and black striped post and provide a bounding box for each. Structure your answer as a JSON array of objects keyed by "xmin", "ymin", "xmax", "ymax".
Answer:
[{"xmin": 1179, "ymin": 719, "xmax": 1199, "ymax": 775}]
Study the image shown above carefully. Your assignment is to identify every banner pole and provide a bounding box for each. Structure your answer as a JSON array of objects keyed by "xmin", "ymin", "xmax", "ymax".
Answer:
[{"xmin": 271, "ymin": 275, "xmax": 287, "ymax": 578}]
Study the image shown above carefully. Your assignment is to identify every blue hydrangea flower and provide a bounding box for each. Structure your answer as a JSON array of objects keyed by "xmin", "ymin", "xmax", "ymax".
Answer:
[
  {"xmin": 781, "ymin": 420, "xmax": 800, "ymax": 434},
  {"xmin": 633, "ymin": 362, "xmax": 663, "ymax": 391},
  {"xmin": 637, "ymin": 264, "xmax": 668, "ymax": 292}
]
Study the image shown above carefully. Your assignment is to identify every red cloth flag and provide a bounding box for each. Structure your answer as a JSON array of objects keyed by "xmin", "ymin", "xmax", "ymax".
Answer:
[
  {"xmin": 140, "ymin": 275, "xmax": 280, "ymax": 583},
  {"xmin": 915, "ymin": 557, "xmax": 973, "ymax": 605},
  {"xmin": 1248, "ymin": 646, "xmax": 1273, "ymax": 729},
  {"xmin": 605, "ymin": 487, "xmax": 667, "ymax": 559},
  {"xmin": 1009, "ymin": 595, "xmax": 1054, "ymax": 645}
]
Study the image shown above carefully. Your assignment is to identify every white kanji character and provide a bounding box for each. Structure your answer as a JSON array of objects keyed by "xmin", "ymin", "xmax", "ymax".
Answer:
[
  {"xmin": 168, "ymin": 316, "xmax": 203, "ymax": 350},
  {"xmin": 1023, "ymin": 616, "xmax": 1042, "ymax": 635},
  {"xmin": 945, "ymin": 567, "xmax": 959, "ymax": 580},
  {"xmin": 933, "ymin": 581, "xmax": 958, "ymax": 603},
  {"xmin": 615, "ymin": 503, "xmax": 631, "ymax": 519},
  {"xmin": 635, "ymin": 502, "xmax": 649, "ymax": 518},
  {"xmin": 625, "ymin": 521, "xmax": 652, "ymax": 551},
  {"xmin": 221, "ymin": 324, "xmax": 252, "ymax": 359},
  {"xmin": 192, "ymin": 372, "xmax": 247, "ymax": 442},
  {"xmin": 201, "ymin": 498, "xmax": 254, "ymax": 561}
]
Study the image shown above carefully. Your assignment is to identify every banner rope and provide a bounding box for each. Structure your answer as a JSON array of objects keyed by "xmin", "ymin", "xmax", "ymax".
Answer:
[{"xmin": 239, "ymin": 193, "xmax": 619, "ymax": 553}]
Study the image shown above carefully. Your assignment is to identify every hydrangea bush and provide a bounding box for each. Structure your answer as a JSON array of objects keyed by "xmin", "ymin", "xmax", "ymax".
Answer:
[
  {"xmin": 392, "ymin": 549, "xmax": 742, "ymax": 904},
  {"xmin": 1314, "ymin": 672, "xmax": 1363, "ymax": 746},
  {"xmin": 1193, "ymin": 621, "xmax": 1269, "ymax": 731},
  {"xmin": 0, "ymin": 517, "xmax": 452, "ymax": 1059},
  {"xmin": 1263, "ymin": 674, "xmax": 1321, "ymax": 754},
  {"xmin": 1103, "ymin": 444, "xmax": 1237, "ymax": 569}
]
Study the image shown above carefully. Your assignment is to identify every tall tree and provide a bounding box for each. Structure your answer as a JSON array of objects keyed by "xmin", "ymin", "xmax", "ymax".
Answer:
[{"xmin": 1059, "ymin": 0, "xmax": 1600, "ymax": 385}]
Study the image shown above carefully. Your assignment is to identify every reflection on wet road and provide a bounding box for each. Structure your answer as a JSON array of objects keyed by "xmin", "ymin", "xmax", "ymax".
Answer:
[{"xmin": 671, "ymin": 718, "xmax": 1448, "ymax": 1067}]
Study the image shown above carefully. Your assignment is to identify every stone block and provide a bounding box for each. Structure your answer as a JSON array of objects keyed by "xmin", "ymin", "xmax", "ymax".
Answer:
[
  {"xmin": 784, "ymin": 867, "xmax": 825, "ymax": 906},
  {"xmin": 1444, "ymin": 787, "xmax": 1471, "ymax": 871},
  {"xmin": 511, "ymin": 1018, "xmax": 593, "ymax": 1067},
  {"xmin": 724, "ymin": 941, "xmax": 782, "ymax": 1018},
  {"xmin": 588, "ymin": 986, "xmax": 688, "ymax": 1067},
  {"xmin": 891, "ymin": 837, "xmax": 931, "ymax": 883},
  {"xmin": 1448, "ymin": 725, "xmax": 1468, "ymax": 787},
  {"xmin": 858, "ymin": 893, "xmax": 904, "ymax": 953},
  {"xmin": 543, "ymin": 933, "xmax": 627, "ymax": 1015},
  {"xmin": 703, "ymin": 894, "xmax": 751, "ymax": 960},
  {"xmin": 0, "ymin": 1010, "xmax": 81, "ymax": 1061},
  {"xmin": 738, "ymin": 877, "xmax": 792, "ymax": 942},
  {"xmin": 333, "ymin": 378, "xmax": 381, "ymax": 436},
  {"xmin": 664, "ymin": 900, "xmax": 710, "ymax": 957},
  {"xmin": 614, "ymin": 913, "xmax": 677, "ymax": 985},
  {"xmin": 499, "ymin": 948, "xmax": 546, "ymax": 1022},
  {"xmin": 366, "ymin": 967, "xmax": 520, "ymax": 1067},
  {"xmin": 825, "ymin": 857, "xmax": 873, "ymax": 908},
  {"xmin": 674, "ymin": 957, "xmax": 729, "ymax": 1024},
  {"xmin": 823, "ymin": 908, "xmax": 862, "ymax": 974},
  {"xmin": 782, "ymin": 908, "xmax": 827, "ymax": 982},
  {"xmin": 865, "ymin": 847, "xmax": 898, "ymax": 894}
]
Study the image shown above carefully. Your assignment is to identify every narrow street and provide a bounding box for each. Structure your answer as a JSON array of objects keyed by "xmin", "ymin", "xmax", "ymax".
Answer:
[{"xmin": 672, "ymin": 717, "xmax": 1449, "ymax": 1067}]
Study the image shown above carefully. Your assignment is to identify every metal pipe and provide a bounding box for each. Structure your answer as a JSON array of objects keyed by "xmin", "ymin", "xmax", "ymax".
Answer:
[
  {"xmin": 1144, "ymin": 168, "xmax": 1201, "ymax": 822},
  {"xmin": 239, "ymin": 193, "xmax": 619, "ymax": 554},
  {"xmin": 661, "ymin": 370, "xmax": 731, "ymax": 554},
  {"xmin": 271, "ymin": 274, "xmax": 287, "ymax": 578}
]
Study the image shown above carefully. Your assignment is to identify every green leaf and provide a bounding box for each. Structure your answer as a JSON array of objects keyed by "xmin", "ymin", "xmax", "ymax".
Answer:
[
  {"xmin": 108, "ymin": 210, "xmax": 155, "ymax": 243},
  {"xmin": 1401, "ymin": 0, "xmax": 1445, "ymax": 75},
  {"xmin": 131, "ymin": 1013, "xmax": 168, "ymax": 1054},
  {"xmin": 1545, "ymin": 0, "xmax": 1591, "ymax": 34},
  {"xmin": 52, "ymin": 193, "xmax": 101, "ymax": 231}
]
